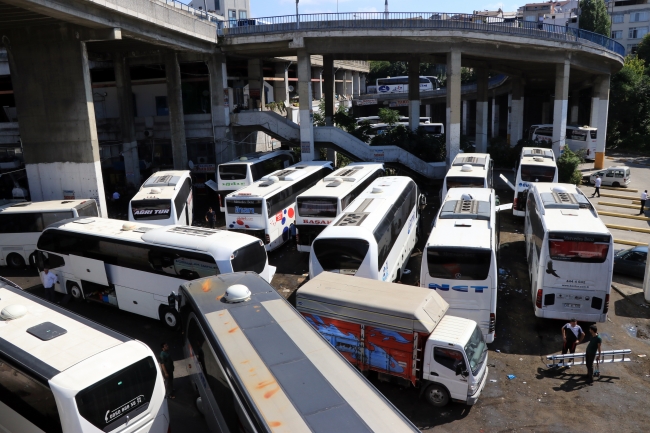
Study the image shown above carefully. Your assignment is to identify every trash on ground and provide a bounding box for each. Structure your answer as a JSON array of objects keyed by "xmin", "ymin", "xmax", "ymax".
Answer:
[
  {"xmin": 403, "ymin": 269, "xmax": 411, "ymax": 275},
  {"xmin": 638, "ymin": 354, "xmax": 647, "ymax": 358},
  {"xmin": 507, "ymin": 374, "xmax": 516, "ymax": 380},
  {"xmin": 490, "ymin": 379, "xmax": 497, "ymax": 383},
  {"xmin": 496, "ymin": 349, "xmax": 501, "ymax": 353},
  {"xmin": 519, "ymin": 358, "xmax": 523, "ymax": 361}
]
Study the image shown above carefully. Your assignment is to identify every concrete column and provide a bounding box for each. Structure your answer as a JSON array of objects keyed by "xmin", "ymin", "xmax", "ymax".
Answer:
[
  {"xmin": 542, "ymin": 101, "xmax": 551, "ymax": 124},
  {"xmin": 491, "ymin": 95, "xmax": 499, "ymax": 138},
  {"xmin": 570, "ymin": 90, "xmax": 580, "ymax": 124},
  {"xmin": 207, "ymin": 54, "xmax": 231, "ymax": 165},
  {"xmin": 425, "ymin": 104, "xmax": 432, "ymax": 118},
  {"xmin": 165, "ymin": 51, "xmax": 188, "ymax": 170},
  {"xmin": 408, "ymin": 56, "xmax": 420, "ymax": 131},
  {"xmin": 335, "ymin": 69, "xmax": 344, "ymax": 96},
  {"xmin": 360, "ymin": 74, "xmax": 367, "ymax": 94},
  {"xmin": 297, "ymin": 50, "xmax": 314, "ymax": 161},
  {"xmin": 273, "ymin": 62, "xmax": 289, "ymax": 106},
  {"xmin": 446, "ymin": 51, "xmax": 461, "ymax": 166},
  {"xmin": 475, "ymin": 69, "xmax": 489, "ymax": 153},
  {"xmin": 507, "ymin": 92, "xmax": 512, "ymax": 144},
  {"xmin": 323, "ymin": 56, "xmax": 335, "ymax": 126},
  {"xmin": 352, "ymin": 71, "xmax": 360, "ymax": 97},
  {"xmin": 591, "ymin": 75, "xmax": 610, "ymax": 169},
  {"xmin": 113, "ymin": 52, "xmax": 141, "ymax": 187},
  {"xmin": 346, "ymin": 70, "xmax": 352, "ymax": 97},
  {"xmin": 552, "ymin": 60, "xmax": 570, "ymax": 158},
  {"xmin": 312, "ymin": 67, "xmax": 323, "ymax": 100},
  {"xmin": 247, "ymin": 58, "xmax": 264, "ymax": 110},
  {"xmin": 510, "ymin": 77, "xmax": 524, "ymax": 145},
  {"xmin": 3, "ymin": 27, "xmax": 107, "ymax": 216},
  {"xmin": 462, "ymin": 100, "xmax": 469, "ymax": 136}
]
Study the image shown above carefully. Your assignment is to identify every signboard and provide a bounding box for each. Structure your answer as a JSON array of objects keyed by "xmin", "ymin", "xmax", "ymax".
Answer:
[
  {"xmin": 388, "ymin": 100, "xmax": 409, "ymax": 108},
  {"xmin": 301, "ymin": 141, "xmax": 312, "ymax": 154},
  {"xmin": 372, "ymin": 150, "xmax": 385, "ymax": 162},
  {"xmin": 249, "ymin": 88, "xmax": 260, "ymax": 98},
  {"xmin": 354, "ymin": 98, "xmax": 378, "ymax": 106},
  {"xmin": 192, "ymin": 164, "xmax": 216, "ymax": 173},
  {"xmin": 63, "ymin": 190, "xmax": 75, "ymax": 199}
]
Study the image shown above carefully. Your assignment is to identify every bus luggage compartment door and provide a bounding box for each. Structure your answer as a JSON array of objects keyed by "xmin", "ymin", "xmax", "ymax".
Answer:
[{"xmin": 68, "ymin": 255, "xmax": 109, "ymax": 286}]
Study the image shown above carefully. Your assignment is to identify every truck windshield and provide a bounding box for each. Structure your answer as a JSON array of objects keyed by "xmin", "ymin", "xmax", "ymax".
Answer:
[
  {"xmin": 464, "ymin": 326, "xmax": 487, "ymax": 376},
  {"xmin": 313, "ymin": 238, "xmax": 369, "ymax": 275},
  {"xmin": 520, "ymin": 165, "xmax": 556, "ymax": 182}
]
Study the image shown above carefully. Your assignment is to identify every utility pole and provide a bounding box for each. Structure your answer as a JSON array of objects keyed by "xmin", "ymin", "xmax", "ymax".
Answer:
[{"xmin": 296, "ymin": 0, "xmax": 300, "ymax": 29}]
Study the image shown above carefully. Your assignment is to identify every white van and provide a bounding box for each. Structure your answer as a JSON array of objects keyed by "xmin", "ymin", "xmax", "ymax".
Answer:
[{"xmin": 589, "ymin": 166, "xmax": 631, "ymax": 188}]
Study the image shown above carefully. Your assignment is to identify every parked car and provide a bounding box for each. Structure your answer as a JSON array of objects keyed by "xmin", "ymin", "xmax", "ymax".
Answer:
[
  {"xmin": 588, "ymin": 166, "xmax": 631, "ymax": 187},
  {"xmin": 614, "ymin": 246, "xmax": 647, "ymax": 279}
]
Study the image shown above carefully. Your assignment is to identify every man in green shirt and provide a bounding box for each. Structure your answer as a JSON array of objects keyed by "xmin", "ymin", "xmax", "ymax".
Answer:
[
  {"xmin": 585, "ymin": 325, "xmax": 602, "ymax": 385},
  {"xmin": 160, "ymin": 342, "xmax": 175, "ymax": 399}
]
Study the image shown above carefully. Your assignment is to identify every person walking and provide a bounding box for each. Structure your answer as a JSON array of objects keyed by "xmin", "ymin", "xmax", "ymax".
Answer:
[
  {"xmin": 42, "ymin": 268, "xmax": 58, "ymax": 303},
  {"xmin": 205, "ymin": 207, "xmax": 217, "ymax": 229},
  {"xmin": 639, "ymin": 190, "xmax": 648, "ymax": 215},
  {"xmin": 561, "ymin": 318, "xmax": 585, "ymax": 367},
  {"xmin": 585, "ymin": 325, "xmax": 602, "ymax": 385},
  {"xmin": 159, "ymin": 343, "xmax": 175, "ymax": 399},
  {"xmin": 591, "ymin": 175, "xmax": 601, "ymax": 198}
]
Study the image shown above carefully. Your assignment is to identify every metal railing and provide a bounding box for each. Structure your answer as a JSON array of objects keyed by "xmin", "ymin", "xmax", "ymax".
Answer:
[
  {"xmin": 218, "ymin": 12, "xmax": 624, "ymax": 57},
  {"xmin": 157, "ymin": 0, "xmax": 221, "ymax": 23}
]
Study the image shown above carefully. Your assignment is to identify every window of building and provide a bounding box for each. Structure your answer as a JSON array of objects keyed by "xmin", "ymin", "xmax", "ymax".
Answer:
[
  {"xmin": 228, "ymin": 9, "xmax": 236, "ymax": 19},
  {"xmin": 612, "ymin": 30, "xmax": 623, "ymax": 39},
  {"xmin": 525, "ymin": 15, "xmax": 536, "ymax": 22},
  {"xmin": 628, "ymin": 44, "xmax": 639, "ymax": 54},
  {"xmin": 630, "ymin": 11, "xmax": 649, "ymax": 22},
  {"xmin": 629, "ymin": 26, "xmax": 649, "ymax": 39},
  {"xmin": 239, "ymin": 10, "xmax": 247, "ymax": 19},
  {"xmin": 612, "ymin": 14, "xmax": 625, "ymax": 24}
]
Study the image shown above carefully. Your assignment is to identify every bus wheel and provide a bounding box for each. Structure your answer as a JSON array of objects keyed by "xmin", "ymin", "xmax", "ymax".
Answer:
[
  {"xmin": 160, "ymin": 307, "xmax": 180, "ymax": 329},
  {"xmin": 425, "ymin": 384, "xmax": 449, "ymax": 407},
  {"xmin": 7, "ymin": 253, "xmax": 25, "ymax": 268},
  {"xmin": 68, "ymin": 284, "xmax": 83, "ymax": 300}
]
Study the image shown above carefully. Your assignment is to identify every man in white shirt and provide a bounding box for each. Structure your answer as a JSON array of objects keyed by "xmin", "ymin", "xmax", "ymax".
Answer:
[
  {"xmin": 639, "ymin": 190, "xmax": 647, "ymax": 215},
  {"xmin": 591, "ymin": 175, "xmax": 601, "ymax": 198},
  {"xmin": 561, "ymin": 318, "xmax": 585, "ymax": 366},
  {"xmin": 42, "ymin": 268, "xmax": 58, "ymax": 303}
]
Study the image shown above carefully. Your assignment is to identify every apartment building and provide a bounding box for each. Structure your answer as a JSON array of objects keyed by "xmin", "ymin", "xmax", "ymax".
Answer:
[
  {"xmin": 608, "ymin": 0, "xmax": 650, "ymax": 54},
  {"xmin": 188, "ymin": 0, "xmax": 250, "ymax": 21},
  {"xmin": 519, "ymin": 1, "xmax": 578, "ymax": 26}
]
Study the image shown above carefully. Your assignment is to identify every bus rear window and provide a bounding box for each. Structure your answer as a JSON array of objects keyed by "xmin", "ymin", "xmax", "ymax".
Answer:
[
  {"xmin": 226, "ymin": 199, "xmax": 262, "ymax": 215},
  {"xmin": 75, "ymin": 357, "xmax": 157, "ymax": 432},
  {"xmin": 520, "ymin": 165, "xmax": 556, "ymax": 182},
  {"xmin": 131, "ymin": 199, "xmax": 172, "ymax": 220},
  {"xmin": 313, "ymin": 238, "xmax": 369, "ymax": 275},
  {"xmin": 219, "ymin": 164, "xmax": 248, "ymax": 180},
  {"xmin": 427, "ymin": 247, "xmax": 492, "ymax": 280},
  {"xmin": 548, "ymin": 233, "xmax": 610, "ymax": 263},
  {"xmin": 297, "ymin": 197, "xmax": 338, "ymax": 218},
  {"xmin": 75, "ymin": 201, "xmax": 99, "ymax": 218},
  {"xmin": 231, "ymin": 241, "xmax": 266, "ymax": 274},
  {"xmin": 445, "ymin": 176, "xmax": 485, "ymax": 189}
]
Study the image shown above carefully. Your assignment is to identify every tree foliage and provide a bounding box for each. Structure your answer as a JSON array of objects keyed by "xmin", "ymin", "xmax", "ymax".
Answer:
[
  {"xmin": 636, "ymin": 33, "xmax": 650, "ymax": 66},
  {"xmin": 378, "ymin": 108, "xmax": 400, "ymax": 125},
  {"xmin": 579, "ymin": 0, "xmax": 611, "ymax": 36},
  {"xmin": 556, "ymin": 147, "xmax": 584, "ymax": 185}
]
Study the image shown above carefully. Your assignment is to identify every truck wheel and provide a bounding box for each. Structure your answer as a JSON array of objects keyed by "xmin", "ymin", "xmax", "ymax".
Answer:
[
  {"xmin": 160, "ymin": 307, "xmax": 180, "ymax": 330},
  {"xmin": 7, "ymin": 253, "xmax": 25, "ymax": 268},
  {"xmin": 68, "ymin": 283, "xmax": 83, "ymax": 300},
  {"xmin": 612, "ymin": 181, "xmax": 620, "ymax": 187},
  {"xmin": 425, "ymin": 384, "xmax": 450, "ymax": 407}
]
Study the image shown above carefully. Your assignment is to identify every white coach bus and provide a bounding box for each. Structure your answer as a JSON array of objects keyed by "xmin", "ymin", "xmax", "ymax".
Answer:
[
  {"xmin": 512, "ymin": 147, "xmax": 558, "ymax": 217},
  {"xmin": 295, "ymin": 162, "xmax": 385, "ymax": 252},
  {"xmin": 529, "ymin": 124, "xmax": 598, "ymax": 160},
  {"xmin": 173, "ymin": 272, "xmax": 420, "ymax": 433},
  {"xmin": 0, "ymin": 199, "xmax": 99, "ymax": 268},
  {"xmin": 224, "ymin": 161, "xmax": 334, "ymax": 251},
  {"xmin": 310, "ymin": 176, "xmax": 420, "ymax": 282},
  {"xmin": 128, "ymin": 170, "xmax": 193, "ymax": 226},
  {"xmin": 0, "ymin": 276, "xmax": 168, "ymax": 433},
  {"xmin": 376, "ymin": 76, "xmax": 437, "ymax": 94},
  {"xmin": 35, "ymin": 218, "xmax": 275, "ymax": 328},
  {"xmin": 525, "ymin": 183, "xmax": 613, "ymax": 322},
  {"xmin": 213, "ymin": 150, "xmax": 295, "ymax": 211},
  {"xmin": 440, "ymin": 153, "xmax": 494, "ymax": 201},
  {"xmin": 420, "ymin": 188, "xmax": 499, "ymax": 343}
]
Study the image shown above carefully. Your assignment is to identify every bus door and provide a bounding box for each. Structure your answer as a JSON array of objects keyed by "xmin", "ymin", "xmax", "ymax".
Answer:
[{"xmin": 67, "ymin": 255, "xmax": 110, "ymax": 297}]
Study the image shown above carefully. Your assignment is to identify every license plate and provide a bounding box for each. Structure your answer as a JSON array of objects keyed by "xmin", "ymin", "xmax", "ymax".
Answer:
[{"xmin": 564, "ymin": 303, "xmax": 580, "ymax": 308}]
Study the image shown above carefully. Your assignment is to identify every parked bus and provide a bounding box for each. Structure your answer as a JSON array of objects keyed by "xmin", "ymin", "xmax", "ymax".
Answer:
[
  {"xmin": 512, "ymin": 147, "xmax": 558, "ymax": 217},
  {"xmin": 357, "ymin": 116, "xmax": 432, "ymax": 126},
  {"xmin": 524, "ymin": 183, "xmax": 613, "ymax": 322},
  {"xmin": 0, "ymin": 199, "xmax": 99, "ymax": 268},
  {"xmin": 368, "ymin": 122, "xmax": 444, "ymax": 138},
  {"xmin": 174, "ymin": 272, "xmax": 420, "ymax": 433},
  {"xmin": 440, "ymin": 153, "xmax": 494, "ymax": 201},
  {"xmin": 295, "ymin": 162, "xmax": 385, "ymax": 252},
  {"xmin": 224, "ymin": 161, "xmax": 334, "ymax": 251},
  {"xmin": 376, "ymin": 76, "xmax": 437, "ymax": 94},
  {"xmin": 529, "ymin": 124, "xmax": 598, "ymax": 160},
  {"xmin": 310, "ymin": 176, "xmax": 421, "ymax": 282},
  {"xmin": 212, "ymin": 150, "xmax": 295, "ymax": 211},
  {"xmin": 420, "ymin": 188, "xmax": 499, "ymax": 343},
  {"xmin": 0, "ymin": 276, "xmax": 168, "ymax": 433},
  {"xmin": 129, "ymin": 170, "xmax": 193, "ymax": 226},
  {"xmin": 35, "ymin": 218, "xmax": 275, "ymax": 328}
]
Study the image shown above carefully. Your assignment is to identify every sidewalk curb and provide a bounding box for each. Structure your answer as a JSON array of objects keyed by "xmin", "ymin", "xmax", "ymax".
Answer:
[{"xmin": 612, "ymin": 283, "xmax": 650, "ymax": 306}]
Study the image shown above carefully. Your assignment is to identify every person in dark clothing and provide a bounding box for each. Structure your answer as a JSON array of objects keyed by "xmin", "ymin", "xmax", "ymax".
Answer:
[
  {"xmin": 205, "ymin": 207, "xmax": 217, "ymax": 229},
  {"xmin": 561, "ymin": 318, "xmax": 585, "ymax": 366},
  {"xmin": 159, "ymin": 342, "xmax": 175, "ymax": 399},
  {"xmin": 585, "ymin": 325, "xmax": 602, "ymax": 384}
]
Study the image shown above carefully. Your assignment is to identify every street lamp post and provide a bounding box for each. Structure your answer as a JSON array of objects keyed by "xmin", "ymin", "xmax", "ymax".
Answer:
[{"xmin": 296, "ymin": 0, "xmax": 300, "ymax": 29}]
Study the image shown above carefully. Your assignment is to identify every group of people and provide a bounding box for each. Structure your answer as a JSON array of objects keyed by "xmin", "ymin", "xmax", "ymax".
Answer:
[{"xmin": 561, "ymin": 319, "xmax": 603, "ymax": 384}]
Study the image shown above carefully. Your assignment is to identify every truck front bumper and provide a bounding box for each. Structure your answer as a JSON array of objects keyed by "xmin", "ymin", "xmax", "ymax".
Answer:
[{"xmin": 466, "ymin": 366, "xmax": 488, "ymax": 405}]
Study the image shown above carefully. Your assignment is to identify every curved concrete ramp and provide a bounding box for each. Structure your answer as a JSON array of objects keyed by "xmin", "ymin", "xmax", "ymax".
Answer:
[{"xmin": 231, "ymin": 110, "xmax": 299, "ymax": 142}]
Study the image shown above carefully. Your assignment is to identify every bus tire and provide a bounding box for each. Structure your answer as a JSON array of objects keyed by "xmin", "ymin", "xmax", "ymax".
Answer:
[
  {"xmin": 160, "ymin": 307, "xmax": 180, "ymax": 330},
  {"xmin": 612, "ymin": 181, "xmax": 620, "ymax": 187},
  {"xmin": 68, "ymin": 283, "xmax": 83, "ymax": 300},
  {"xmin": 7, "ymin": 253, "xmax": 25, "ymax": 268},
  {"xmin": 424, "ymin": 384, "xmax": 449, "ymax": 407}
]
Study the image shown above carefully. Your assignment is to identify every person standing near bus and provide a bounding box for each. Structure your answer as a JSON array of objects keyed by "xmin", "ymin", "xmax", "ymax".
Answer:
[
  {"xmin": 639, "ymin": 190, "xmax": 647, "ymax": 215},
  {"xmin": 561, "ymin": 318, "xmax": 584, "ymax": 366},
  {"xmin": 591, "ymin": 175, "xmax": 601, "ymax": 198},
  {"xmin": 160, "ymin": 342, "xmax": 175, "ymax": 399},
  {"xmin": 585, "ymin": 325, "xmax": 602, "ymax": 385},
  {"xmin": 205, "ymin": 207, "xmax": 217, "ymax": 229},
  {"xmin": 42, "ymin": 268, "xmax": 58, "ymax": 303}
]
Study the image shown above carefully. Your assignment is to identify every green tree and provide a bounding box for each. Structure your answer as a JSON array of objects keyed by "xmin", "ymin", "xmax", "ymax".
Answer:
[
  {"xmin": 636, "ymin": 33, "xmax": 650, "ymax": 66},
  {"xmin": 378, "ymin": 108, "xmax": 401, "ymax": 126},
  {"xmin": 556, "ymin": 147, "xmax": 584, "ymax": 185},
  {"xmin": 579, "ymin": 0, "xmax": 611, "ymax": 36}
]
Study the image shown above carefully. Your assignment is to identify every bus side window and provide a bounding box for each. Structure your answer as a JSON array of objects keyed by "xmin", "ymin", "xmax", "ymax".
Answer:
[
  {"xmin": 42, "ymin": 211, "xmax": 74, "ymax": 228},
  {"xmin": 37, "ymin": 251, "xmax": 65, "ymax": 270},
  {"xmin": 0, "ymin": 213, "xmax": 43, "ymax": 233}
]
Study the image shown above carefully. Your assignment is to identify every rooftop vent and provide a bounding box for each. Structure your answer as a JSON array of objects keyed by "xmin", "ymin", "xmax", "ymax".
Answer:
[
  {"xmin": 454, "ymin": 155, "xmax": 486, "ymax": 167},
  {"xmin": 133, "ymin": 226, "xmax": 154, "ymax": 233},
  {"xmin": 154, "ymin": 175, "xmax": 173, "ymax": 184},
  {"xmin": 224, "ymin": 284, "xmax": 251, "ymax": 303},
  {"xmin": 336, "ymin": 168, "xmax": 360, "ymax": 177},
  {"xmin": 533, "ymin": 157, "xmax": 544, "ymax": 162},
  {"xmin": 27, "ymin": 322, "xmax": 67, "ymax": 341},
  {"xmin": 540, "ymin": 188, "xmax": 591, "ymax": 209},
  {"xmin": 149, "ymin": 188, "xmax": 162, "ymax": 194},
  {"xmin": 1, "ymin": 304, "xmax": 27, "ymax": 320},
  {"xmin": 167, "ymin": 226, "xmax": 218, "ymax": 237},
  {"xmin": 461, "ymin": 164, "xmax": 473, "ymax": 172},
  {"xmin": 326, "ymin": 181, "xmax": 342, "ymax": 187},
  {"xmin": 439, "ymin": 198, "xmax": 491, "ymax": 220},
  {"xmin": 371, "ymin": 187, "xmax": 383, "ymax": 193},
  {"xmin": 122, "ymin": 223, "xmax": 137, "ymax": 231},
  {"xmin": 335, "ymin": 212, "xmax": 369, "ymax": 227},
  {"xmin": 239, "ymin": 156, "xmax": 248, "ymax": 161}
]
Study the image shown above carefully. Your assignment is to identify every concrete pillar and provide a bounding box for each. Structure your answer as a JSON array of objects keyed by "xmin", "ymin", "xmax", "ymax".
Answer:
[
  {"xmin": 335, "ymin": 69, "xmax": 344, "ymax": 97},
  {"xmin": 360, "ymin": 74, "xmax": 367, "ymax": 94},
  {"xmin": 591, "ymin": 75, "xmax": 610, "ymax": 169},
  {"xmin": 475, "ymin": 69, "xmax": 489, "ymax": 153},
  {"xmin": 346, "ymin": 70, "xmax": 353, "ymax": 97},
  {"xmin": 352, "ymin": 71, "xmax": 360, "ymax": 97},
  {"xmin": 570, "ymin": 90, "xmax": 580, "ymax": 124},
  {"xmin": 247, "ymin": 58, "xmax": 264, "ymax": 110},
  {"xmin": 425, "ymin": 104, "xmax": 432, "ymax": 118},
  {"xmin": 323, "ymin": 56, "xmax": 335, "ymax": 127},
  {"xmin": 491, "ymin": 95, "xmax": 500, "ymax": 138},
  {"xmin": 273, "ymin": 62, "xmax": 289, "ymax": 106},
  {"xmin": 552, "ymin": 60, "xmax": 570, "ymax": 158},
  {"xmin": 113, "ymin": 52, "xmax": 141, "ymax": 187},
  {"xmin": 312, "ymin": 67, "xmax": 323, "ymax": 100},
  {"xmin": 510, "ymin": 77, "xmax": 524, "ymax": 145},
  {"xmin": 207, "ymin": 54, "xmax": 231, "ymax": 165},
  {"xmin": 462, "ymin": 100, "xmax": 469, "ymax": 136},
  {"xmin": 3, "ymin": 27, "xmax": 107, "ymax": 216},
  {"xmin": 165, "ymin": 51, "xmax": 188, "ymax": 170},
  {"xmin": 408, "ymin": 56, "xmax": 420, "ymax": 131},
  {"xmin": 446, "ymin": 51, "xmax": 462, "ymax": 166},
  {"xmin": 297, "ymin": 50, "xmax": 315, "ymax": 161}
]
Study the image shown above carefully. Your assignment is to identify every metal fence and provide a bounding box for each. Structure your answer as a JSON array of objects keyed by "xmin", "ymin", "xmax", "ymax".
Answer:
[
  {"xmin": 158, "ymin": 0, "xmax": 221, "ymax": 23},
  {"xmin": 218, "ymin": 12, "xmax": 625, "ymax": 57}
]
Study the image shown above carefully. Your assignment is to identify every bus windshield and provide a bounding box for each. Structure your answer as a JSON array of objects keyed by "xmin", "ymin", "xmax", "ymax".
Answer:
[
  {"xmin": 421, "ymin": 124, "xmax": 443, "ymax": 135},
  {"xmin": 313, "ymin": 238, "xmax": 369, "ymax": 275},
  {"xmin": 297, "ymin": 197, "xmax": 338, "ymax": 218},
  {"xmin": 464, "ymin": 325, "xmax": 487, "ymax": 376},
  {"xmin": 226, "ymin": 199, "xmax": 263, "ymax": 215},
  {"xmin": 231, "ymin": 241, "xmax": 266, "ymax": 274},
  {"xmin": 548, "ymin": 232, "xmax": 610, "ymax": 263},
  {"xmin": 219, "ymin": 164, "xmax": 248, "ymax": 180},
  {"xmin": 131, "ymin": 199, "xmax": 172, "ymax": 220},
  {"xmin": 427, "ymin": 247, "xmax": 492, "ymax": 280},
  {"xmin": 445, "ymin": 177, "xmax": 485, "ymax": 189},
  {"xmin": 520, "ymin": 165, "xmax": 556, "ymax": 182}
]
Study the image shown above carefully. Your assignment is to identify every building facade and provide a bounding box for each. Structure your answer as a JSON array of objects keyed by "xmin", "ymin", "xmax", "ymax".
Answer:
[{"xmin": 607, "ymin": 0, "xmax": 650, "ymax": 54}]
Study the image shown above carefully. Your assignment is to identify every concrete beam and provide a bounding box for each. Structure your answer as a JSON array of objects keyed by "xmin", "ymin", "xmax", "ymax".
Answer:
[{"xmin": 165, "ymin": 51, "xmax": 188, "ymax": 170}]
